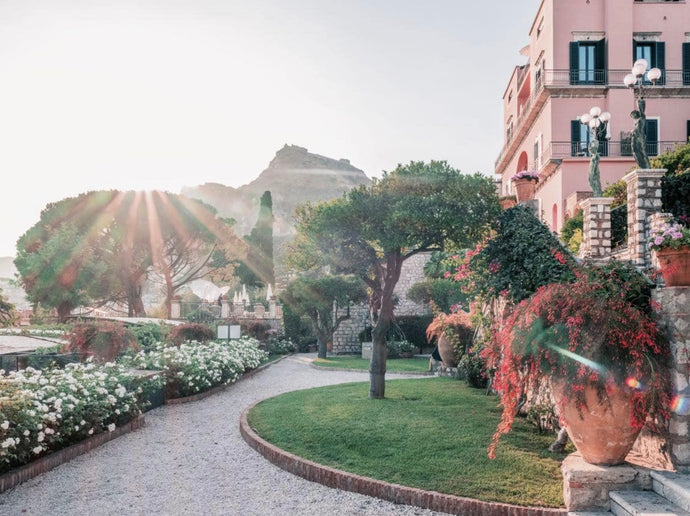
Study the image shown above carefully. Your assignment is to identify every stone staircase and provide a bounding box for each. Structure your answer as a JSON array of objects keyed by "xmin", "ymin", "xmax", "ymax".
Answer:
[{"xmin": 570, "ymin": 471, "xmax": 690, "ymax": 516}]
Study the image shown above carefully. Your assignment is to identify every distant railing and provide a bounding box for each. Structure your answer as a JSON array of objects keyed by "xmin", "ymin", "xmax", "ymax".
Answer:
[
  {"xmin": 495, "ymin": 68, "xmax": 690, "ymax": 169},
  {"xmin": 542, "ymin": 140, "xmax": 685, "ymax": 161}
]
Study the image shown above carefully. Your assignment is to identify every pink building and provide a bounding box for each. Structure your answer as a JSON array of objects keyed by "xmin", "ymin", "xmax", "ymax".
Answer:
[{"xmin": 495, "ymin": 0, "xmax": 690, "ymax": 232}]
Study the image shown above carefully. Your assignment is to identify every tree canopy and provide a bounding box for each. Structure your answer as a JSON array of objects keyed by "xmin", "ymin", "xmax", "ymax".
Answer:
[
  {"xmin": 291, "ymin": 160, "xmax": 500, "ymax": 398},
  {"xmin": 281, "ymin": 274, "xmax": 367, "ymax": 359},
  {"xmin": 15, "ymin": 190, "xmax": 241, "ymax": 320}
]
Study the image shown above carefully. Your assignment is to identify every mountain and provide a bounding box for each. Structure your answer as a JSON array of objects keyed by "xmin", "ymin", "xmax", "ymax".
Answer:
[{"xmin": 181, "ymin": 145, "xmax": 371, "ymax": 237}]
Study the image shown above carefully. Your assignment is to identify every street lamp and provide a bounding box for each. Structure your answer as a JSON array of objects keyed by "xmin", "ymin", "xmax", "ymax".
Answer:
[
  {"xmin": 579, "ymin": 107, "xmax": 611, "ymax": 197},
  {"xmin": 623, "ymin": 59, "xmax": 661, "ymax": 169}
]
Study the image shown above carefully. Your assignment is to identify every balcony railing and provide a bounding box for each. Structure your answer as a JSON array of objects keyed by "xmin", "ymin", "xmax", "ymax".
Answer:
[
  {"xmin": 542, "ymin": 140, "xmax": 685, "ymax": 162},
  {"xmin": 495, "ymin": 68, "xmax": 690, "ymax": 170}
]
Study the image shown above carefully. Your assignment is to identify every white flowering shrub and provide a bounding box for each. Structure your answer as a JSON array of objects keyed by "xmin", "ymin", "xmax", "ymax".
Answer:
[
  {"xmin": 123, "ymin": 337, "xmax": 268, "ymax": 399},
  {"xmin": 0, "ymin": 361, "xmax": 157, "ymax": 473}
]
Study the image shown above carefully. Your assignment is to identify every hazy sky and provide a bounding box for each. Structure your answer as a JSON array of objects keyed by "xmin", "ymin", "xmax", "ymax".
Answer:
[{"xmin": 0, "ymin": 0, "xmax": 540, "ymax": 257}]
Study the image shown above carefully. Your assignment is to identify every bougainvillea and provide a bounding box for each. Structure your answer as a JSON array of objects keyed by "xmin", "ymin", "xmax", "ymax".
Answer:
[{"xmin": 483, "ymin": 273, "xmax": 671, "ymax": 459}]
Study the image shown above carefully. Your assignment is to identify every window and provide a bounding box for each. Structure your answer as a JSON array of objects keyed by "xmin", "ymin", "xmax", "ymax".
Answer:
[
  {"xmin": 633, "ymin": 40, "xmax": 665, "ymax": 84},
  {"xmin": 683, "ymin": 43, "xmax": 690, "ymax": 85},
  {"xmin": 569, "ymin": 40, "xmax": 606, "ymax": 85},
  {"xmin": 570, "ymin": 120, "xmax": 609, "ymax": 157},
  {"xmin": 646, "ymin": 119, "xmax": 659, "ymax": 156},
  {"xmin": 687, "ymin": 120, "xmax": 690, "ymax": 142}
]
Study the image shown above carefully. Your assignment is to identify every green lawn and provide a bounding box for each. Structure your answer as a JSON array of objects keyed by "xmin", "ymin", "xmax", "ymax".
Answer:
[
  {"xmin": 248, "ymin": 378, "xmax": 568, "ymax": 507},
  {"xmin": 313, "ymin": 356, "xmax": 430, "ymax": 373}
]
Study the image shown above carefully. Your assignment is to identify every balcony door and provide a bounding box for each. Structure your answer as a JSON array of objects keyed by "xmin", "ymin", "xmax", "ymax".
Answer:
[
  {"xmin": 569, "ymin": 40, "xmax": 606, "ymax": 85},
  {"xmin": 633, "ymin": 41, "xmax": 665, "ymax": 85}
]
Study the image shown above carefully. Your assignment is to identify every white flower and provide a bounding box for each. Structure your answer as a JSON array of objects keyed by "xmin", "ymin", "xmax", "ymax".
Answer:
[
  {"xmin": 23, "ymin": 430, "xmax": 30, "ymax": 437},
  {"xmin": 1, "ymin": 438, "xmax": 15, "ymax": 448},
  {"xmin": 37, "ymin": 432, "xmax": 45, "ymax": 442},
  {"xmin": 88, "ymin": 428, "xmax": 94, "ymax": 435},
  {"xmin": 107, "ymin": 423, "xmax": 116, "ymax": 432},
  {"xmin": 80, "ymin": 420, "xmax": 86, "ymax": 426},
  {"xmin": 33, "ymin": 446, "xmax": 43, "ymax": 454},
  {"xmin": 0, "ymin": 421, "xmax": 9, "ymax": 430}
]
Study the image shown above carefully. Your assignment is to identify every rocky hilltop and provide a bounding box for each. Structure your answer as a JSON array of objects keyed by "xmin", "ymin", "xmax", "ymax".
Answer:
[{"xmin": 182, "ymin": 145, "xmax": 371, "ymax": 237}]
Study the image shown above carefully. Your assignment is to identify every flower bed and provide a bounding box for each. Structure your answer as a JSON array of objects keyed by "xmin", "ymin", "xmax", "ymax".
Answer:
[
  {"xmin": 0, "ymin": 362, "xmax": 158, "ymax": 474},
  {"xmin": 123, "ymin": 338, "xmax": 268, "ymax": 399}
]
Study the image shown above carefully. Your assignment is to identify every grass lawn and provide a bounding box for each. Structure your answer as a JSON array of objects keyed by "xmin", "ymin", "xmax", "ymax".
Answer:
[
  {"xmin": 313, "ymin": 356, "xmax": 430, "ymax": 373},
  {"xmin": 248, "ymin": 377, "xmax": 568, "ymax": 507}
]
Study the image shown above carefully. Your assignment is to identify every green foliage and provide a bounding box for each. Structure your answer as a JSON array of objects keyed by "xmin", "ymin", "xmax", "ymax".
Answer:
[
  {"xmin": 651, "ymin": 141, "xmax": 690, "ymax": 174},
  {"xmin": 602, "ymin": 180, "xmax": 627, "ymax": 208},
  {"xmin": 281, "ymin": 302, "xmax": 315, "ymax": 351},
  {"xmin": 65, "ymin": 321, "xmax": 138, "ymax": 362},
  {"xmin": 266, "ymin": 336, "xmax": 296, "ymax": 355},
  {"xmin": 456, "ymin": 205, "xmax": 577, "ymax": 304},
  {"xmin": 131, "ymin": 322, "xmax": 170, "ymax": 351},
  {"xmin": 559, "ymin": 211, "xmax": 583, "ymax": 247},
  {"xmin": 407, "ymin": 278, "xmax": 466, "ymax": 314},
  {"xmin": 168, "ymin": 322, "xmax": 215, "ymax": 345},
  {"xmin": 0, "ymin": 288, "xmax": 17, "ymax": 327},
  {"xmin": 235, "ymin": 190, "xmax": 275, "ymax": 287},
  {"xmin": 393, "ymin": 315, "xmax": 434, "ymax": 349},
  {"xmin": 662, "ymin": 170, "xmax": 690, "ymax": 219},
  {"xmin": 459, "ymin": 351, "xmax": 488, "ymax": 389},
  {"xmin": 386, "ymin": 340, "xmax": 415, "ymax": 358}
]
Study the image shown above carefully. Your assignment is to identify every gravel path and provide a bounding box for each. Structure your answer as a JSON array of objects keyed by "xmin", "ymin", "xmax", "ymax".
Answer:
[{"xmin": 0, "ymin": 354, "xmax": 442, "ymax": 516}]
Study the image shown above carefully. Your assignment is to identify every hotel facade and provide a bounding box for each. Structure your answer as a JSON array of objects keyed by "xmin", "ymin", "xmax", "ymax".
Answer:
[{"xmin": 495, "ymin": 0, "xmax": 690, "ymax": 232}]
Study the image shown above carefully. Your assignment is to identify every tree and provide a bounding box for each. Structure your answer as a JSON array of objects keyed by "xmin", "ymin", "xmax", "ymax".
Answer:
[
  {"xmin": 0, "ymin": 288, "xmax": 17, "ymax": 327},
  {"xmin": 292, "ymin": 161, "xmax": 500, "ymax": 398},
  {"xmin": 281, "ymin": 274, "xmax": 367, "ymax": 359},
  {"xmin": 235, "ymin": 191, "xmax": 275, "ymax": 288},
  {"xmin": 15, "ymin": 190, "xmax": 237, "ymax": 320}
]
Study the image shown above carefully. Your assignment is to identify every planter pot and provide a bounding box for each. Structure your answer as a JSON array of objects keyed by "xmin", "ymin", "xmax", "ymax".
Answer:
[
  {"xmin": 655, "ymin": 248, "xmax": 690, "ymax": 286},
  {"xmin": 551, "ymin": 379, "xmax": 642, "ymax": 466},
  {"xmin": 499, "ymin": 198, "xmax": 517, "ymax": 210},
  {"xmin": 437, "ymin": 335, "xmax": 458, "ymax": 367},
  {"xmin": 513, "ymin": 178, "xmax": 537, "ymax": 202}
]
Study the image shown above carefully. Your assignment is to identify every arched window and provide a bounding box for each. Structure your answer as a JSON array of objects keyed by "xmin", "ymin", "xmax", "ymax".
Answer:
[
  {"xmin": 552, "ymin": 203, "xmax": 559, "ymax": 231},
  {"xmin": 516, "ymin": 151, "xmax": 529, "ymax": 173}
]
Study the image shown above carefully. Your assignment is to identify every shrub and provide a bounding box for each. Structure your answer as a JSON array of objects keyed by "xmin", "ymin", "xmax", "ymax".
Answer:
[
  {"xmin": 386, "ymin": 340, "xmax": 415, "ymax": 358},
  {"xmin": 64, "ymin": 321, "xmax": 138, "ymax": 362},
  {"xmin": 662, "ymin": 170, "xmax": 690, "ymax": 219},
  {"xmin": 131, "ymin": 322, "xmax": 170, "ymax": 351},
  {"xmin": 267, "ymin": 336, "xmax": 296, "ymax": 355},
  {"xmin": 407, "ymin": 279, "xmax": 467, "ymax": 314},
  {"xmin": 168, "ymin": 322, "xmax": 214, "ymax": 345},
  {"xmin": 240, "ymin": 319, "xmax": 272, "ymax": 341},
  {"xmin": 560, "ymin": 211, "xmax": 583, "ymax": 252},
  {"xmin": 393, "ymin": 315, "xmax": 434, "ymax": 349},
  {"xmin": 459, "ymin": 350, "xmax": 488, "ymax": 389},
  {"xmin": 452, "ymin": 205, "xmax": 577, "ymax": 304}
]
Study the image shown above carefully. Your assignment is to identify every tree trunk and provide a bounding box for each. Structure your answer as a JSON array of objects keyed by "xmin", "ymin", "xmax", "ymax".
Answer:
[
  {"xmin": 317, "ymin": 336, "xmax": 328, "ymax": 359},
  {"xmin": 57, "ymin": 302, "xmax": 73, "ymax": 323}
]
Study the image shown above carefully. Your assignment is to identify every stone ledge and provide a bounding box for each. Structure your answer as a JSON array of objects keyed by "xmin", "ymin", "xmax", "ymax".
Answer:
[
  {"xmin": 562, "ymin": 452, "xmax": 654, "ymax": 511},
  {"xmin": 0, "ymin": 415, "xmax": 145, "ymax": 494},
  {"xmin": 240, "ymin": 404, "xmax": 565, "ymax": 515}
]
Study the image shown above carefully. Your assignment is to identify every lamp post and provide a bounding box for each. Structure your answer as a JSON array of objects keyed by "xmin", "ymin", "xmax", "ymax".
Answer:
[
  {"xmin": 579, "ymin": 107, "xmax": 611, "ymax": 197},
  {"xmin": 623, "ymin": 59, "xmax": 661, "ymax": 169}
]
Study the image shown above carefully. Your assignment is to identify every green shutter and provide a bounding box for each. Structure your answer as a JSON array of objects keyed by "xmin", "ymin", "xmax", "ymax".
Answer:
[
  {"xmin": 571, "ymin": 120, "xmax": 581, "ymax": 156},
  {"xmin": 595, "ymin": 39, "xmax": 606, "ymax": 84},
  {"xmin": 570, "ymin": 42, "xmax": 579, "ymax": 85},
  {"xmin": 646, "ymin": 119, "xmax": 659, "ymax": 156},
  {"xmin": 683, "ymin": 43, "xmax": 690, "ymax": 85},
  {"xmin": 655, "ymin": 42, "xmax": 665, "ymax": 85}
]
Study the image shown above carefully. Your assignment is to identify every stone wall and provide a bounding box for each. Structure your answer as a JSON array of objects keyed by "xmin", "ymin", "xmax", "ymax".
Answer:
[
  {"xmin": 331, "ymin": 253, "xmax": 432, "ymax": 354},
  {"xmin": 578, "ymin": 198, "xmax": 612, "ymax": 261},
  {"xmin": 622, "ymin": 169, "xmax": 665, "ymax": 267}
]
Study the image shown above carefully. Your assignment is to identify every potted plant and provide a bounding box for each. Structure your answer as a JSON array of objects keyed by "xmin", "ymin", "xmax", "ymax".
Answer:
[
  {"xmin": 649, "ymin": 217, "xmax": 690, "ymax": 286},
  {"xmin": 484, "ymin": 271, "xmax": 671, "ymax": 465},
  {"xmin": 511, "ymin": 170, "xmax": 540, "ymax": 202},
  {"xmin": 426, "ymin": 311, "xmax": 474, "ymax": 367},
  {"xmin": 498, "ymin": 195, "xmax": 517, "ymax": 210}
]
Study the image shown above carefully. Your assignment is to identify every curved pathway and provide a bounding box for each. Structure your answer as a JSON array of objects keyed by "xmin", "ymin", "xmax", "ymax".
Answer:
[{"xmin": 0, "ymin": 354, "xmax": 442, "ymax": 516}]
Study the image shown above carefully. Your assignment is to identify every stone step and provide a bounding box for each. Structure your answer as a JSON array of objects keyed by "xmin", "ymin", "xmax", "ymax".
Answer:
[
  {"xmin": 652, "ymin": 471, "xmax": 690, "ymax": 513},
  {"xmin": 610, "ymin": 490, "xmax": 690, "ymax": 516},
  {"xmin": 567, "ymin": 512, "xmax": 612, "ymax": 516}
]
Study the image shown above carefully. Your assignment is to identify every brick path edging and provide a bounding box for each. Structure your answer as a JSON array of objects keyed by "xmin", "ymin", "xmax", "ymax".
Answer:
[
  {"xmin": 0, "ymin": 415, "xmax": 145, "ymax": 494},
  {"xmin": 167, "ymin": 354, "xmax": 291, "ymax": 405},
  {"xmin": 240, "ymin": 404, "xmax": 566, "ymax": 516}
]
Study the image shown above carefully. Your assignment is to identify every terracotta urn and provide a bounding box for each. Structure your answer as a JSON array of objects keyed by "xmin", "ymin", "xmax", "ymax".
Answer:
[
  {"xmin": 513, "ymin": 178, "xmax": 537, "ymax": 202},
  {"xmin": 499, "ymin": 197, "xmax": 517, "ymax": 210},
  {"xmin": 655, "ymin": 248, "xmax": 690, "ymax": 287},
  {"xmin": 551, "ymin": 378, "xmax": 642, "ymax": 466},
  {"xmin": 437, "ymin": 334, "xmax": 458, "ymax": 367}
]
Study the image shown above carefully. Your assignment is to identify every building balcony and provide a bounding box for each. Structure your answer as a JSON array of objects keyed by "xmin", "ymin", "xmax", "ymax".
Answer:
[
  {"xmin": 494, "ymin": 68, "xmax": 690, "ymax": 173},
  {"xmin": 530, "ymin": 139, "xmax": 686, "ymax": 172}
]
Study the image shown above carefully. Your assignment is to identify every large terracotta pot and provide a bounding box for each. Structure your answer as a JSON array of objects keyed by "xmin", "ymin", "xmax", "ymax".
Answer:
[
  {"xmin": 513, "ymin": 178, "xmax": 537, "ymax": 202},
  {"xmin": 551, "ymin": 379, "xmax": 642, "ymax": 466},
  {"xmin": 655, "ymin": 248, "xmax": 690, "ymax": 287},
  {"xmin": 437, "ymin": 334, "xmax": 458, "ymax": 367}
]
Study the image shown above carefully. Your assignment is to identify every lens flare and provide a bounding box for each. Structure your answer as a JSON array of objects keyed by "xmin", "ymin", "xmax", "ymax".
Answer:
[
  {"xmin": 625, "ymin": 377, "xmax": 643, "ymax": 390},
  {"xmin": 545, "ymin": 343, "xmax": 608, "ymax": 375},
  {"xmin": 672, "ymin": 395, "xmax": 690, "ymax": 415}
]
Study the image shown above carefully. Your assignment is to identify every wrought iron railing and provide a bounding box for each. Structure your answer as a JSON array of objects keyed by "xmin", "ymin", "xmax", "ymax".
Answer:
[{"xmin": 542, "ymin": 140, "xmax": 685, "ymax": 161}]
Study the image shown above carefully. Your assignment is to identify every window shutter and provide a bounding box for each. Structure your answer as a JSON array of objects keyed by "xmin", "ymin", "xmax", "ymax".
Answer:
[
  {"xmin": 595, "ymin": 39, "xmax": 606, "ymax": 84},
  {"xmin": 687, "ymin": 120, "xmax": 690, "ymax": 141},
  {"xmin": 646, "ymin": 119, "xmax": 659, "ymax": 156},
  {"xmin": 655, "ymin": 41, "xmax": 665, "ymax": 85},
  {"xmin": 632, "ymin": 40, "xmax": 638, "ymax": 65},
  {"xmin": 570, "ymin": 42, "xmax": 579, "ymax": 85},
  {"xmin": 571, "ymin": 120, "xmax": 581, "ymax": 156},
  {"xmin": 683, "ymin": 43, "xmax": 690, "ymax": 85}
]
